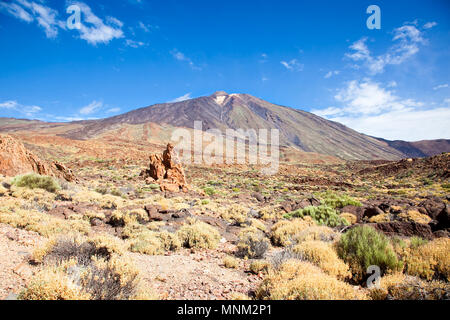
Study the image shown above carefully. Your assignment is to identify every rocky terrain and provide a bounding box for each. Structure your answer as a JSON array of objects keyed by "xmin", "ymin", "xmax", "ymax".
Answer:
[{"xmin": 0, "ymin": 131, "xmax": 448, "ymax": 300}]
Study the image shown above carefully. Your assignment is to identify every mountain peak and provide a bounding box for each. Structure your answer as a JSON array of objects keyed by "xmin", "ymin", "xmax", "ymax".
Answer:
[{"xmin": 211, "ymin": 91, "xmax": 229, "ymax": 97}]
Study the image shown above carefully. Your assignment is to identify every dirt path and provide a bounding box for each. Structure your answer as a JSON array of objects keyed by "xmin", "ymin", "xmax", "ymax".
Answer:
[
  {"xmin": 131, "ymin": 243, "xmax": 261, "ymax": 300},
  {"xmin": 0, "ymin": 224, "xmax": 44, "ymax": 300}
]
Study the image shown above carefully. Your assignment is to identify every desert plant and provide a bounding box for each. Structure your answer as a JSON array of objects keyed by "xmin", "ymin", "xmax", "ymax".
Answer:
[
  {"xmin": 236, "ymin": 227, "xmax": 270, "ymax": 259},
  {"xmin": 270, "ymin": 218, "xmax": 315, "ymax": 247},
  {"xmin": 293, "ymin": 241, "xmax": 351, "ymax": 280},
  {"xmin": 176, "ymin": 219, "xmax": 221, "ymax": 249},
  {"xmin": 12, "ymin": 174, "xmax": 60, "ymax": 193},
  {"xmin": 369, "ymin": 273, "xmax": 450, "ymax": 300},
  {"xmin": 223, "ymin": 256, "xmax": 239, "ymax": 269},
  {"xmin": 256, "ymin": 260, "xmax": 368, "ymax": 300},
  {"xmin": 293, "ymin": 225, "xmax": 339, "ymax": 243},
  {"xmin": 203, "ymin": 187, "xmax": 216, "ymax": 196},
  {"xmin": 402, "ymin": 238, "xmax": 450, "ymax": 281},
  {"xmin": 286, "ymin": 205, "xmax": 349, "ymax": 228},
  {"xmin": 249, "ymin": 260, "xmax": 271, "ymax": 274},
  {"xmin": 340, "ymin": 212, "xmax": 357, "ymax": 225},
  {"xmin": 316, "ymin": 191, "xmax": 362, "ymax": 209},
  {"xmin": 336, "ymin": 226, "xmax": 401, "ymax": 282}
]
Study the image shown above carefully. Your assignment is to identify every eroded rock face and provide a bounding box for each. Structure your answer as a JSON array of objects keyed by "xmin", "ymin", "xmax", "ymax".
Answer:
[
  {"xmin": 0, "ymin": 134, "xmax": 76, "ymax": 182},
  {"xmin": 141, "ymin": 143, "xmax": 188, "ymax": 192}
]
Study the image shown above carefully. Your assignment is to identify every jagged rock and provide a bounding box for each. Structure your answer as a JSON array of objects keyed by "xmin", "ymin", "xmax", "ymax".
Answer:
[
  {"xmin": 0, "ymin": 134, "xmax": 75, "ymax": 182},
  {"xmin": 141, "ymin": 143, "xmax": 188, "ymax": 192}
]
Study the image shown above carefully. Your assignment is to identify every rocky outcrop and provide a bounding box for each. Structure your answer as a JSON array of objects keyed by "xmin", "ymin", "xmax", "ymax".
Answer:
[
  {"xmin": 141, "ymin": 143, "xmax": 188, "ymax": 192},
  {"xmin": 0, "ymin": 134, "xmax": 75, "ymax": 181}
]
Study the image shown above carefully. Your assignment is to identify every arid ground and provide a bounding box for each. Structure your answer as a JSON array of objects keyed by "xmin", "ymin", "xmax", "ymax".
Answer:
[{"xmin": 0, "ymin": 130, "xmax": 448, "ymax": 300}]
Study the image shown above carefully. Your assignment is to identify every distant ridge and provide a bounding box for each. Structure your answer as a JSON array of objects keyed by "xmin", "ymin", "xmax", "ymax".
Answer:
[{"xmin": 0, "ymin": 92, "xmax": 449, "ymax": 160}]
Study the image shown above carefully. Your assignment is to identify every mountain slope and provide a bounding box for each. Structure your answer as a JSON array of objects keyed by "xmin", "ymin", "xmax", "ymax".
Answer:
[
  {"xmin": 60, "ymin": 91, "xmax": 406, "ymax": 160},
  {"xmin": 374, "ymin": 138, "xmax": 450, "ymax": 158}
]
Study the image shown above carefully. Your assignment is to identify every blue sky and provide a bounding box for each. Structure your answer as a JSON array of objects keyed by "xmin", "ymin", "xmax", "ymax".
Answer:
[{"xmin": 0, "ymin": 0, "xmax": 449, "ymax": 141}]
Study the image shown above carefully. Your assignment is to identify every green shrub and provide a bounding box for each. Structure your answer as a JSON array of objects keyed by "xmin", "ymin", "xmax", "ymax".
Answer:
[
  {"xmin": 336, "ymin": 226, "xmax": 401, "ymax": 282},
  {"xmin": 285, "ymin": 205, "xmax": 349, "ymax": 228},
  {"xmin": 203, "ymin": 187, "xmax": 216, "ymax": 196},
  {"xmin": 317, "ymin": 191, "xmax": 362, "ymax": 209},
  {"xmin": 12, "ymin": 174, "xmax": 60, "ymax": 193}
]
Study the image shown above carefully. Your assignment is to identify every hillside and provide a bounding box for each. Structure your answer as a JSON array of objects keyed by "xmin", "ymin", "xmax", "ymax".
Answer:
[{"xmin": 56, "ymin": 92, "xmax": 405, "ymax": 160}]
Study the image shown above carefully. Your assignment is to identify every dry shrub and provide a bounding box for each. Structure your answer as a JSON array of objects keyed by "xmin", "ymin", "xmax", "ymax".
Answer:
[
  {"xmin": 176, "ymin": 218, "xmax": 221, "ymax": 249},
  {"xmin": 369, "ymin": 273, "xmax": 450, "ymax": 300},
  {"xmin": 0, "ymin": 208, "xmax": 90, "ymax": 237},
  {"xmin": 399, "ymin": 210, "xmax": 432, "ymax": 224},
  {"xmin": 32, "ymin": 234, "xmax": 125, "ymax": 265},
  {"xmin": 340, "ymin": 213, "xmax": 357, "ymax": 225},
  {"xmin": 248, "ymin": 218, "xmax": 266, "ymax": 232},
  {"xmin": 223, "ymin": 256, "xmax": 239, "ymax": 269},
  {"xmin": 237, "ymin": 227, "xmax": 270, "ymax": 259},
  {"xmin": 249, "ymin": 260, "xmax": 271, "ymax": 275},
  {"xmin": 271, "ymin": 218, "xmax": 315, "ymax": 247},
  {"xmin": 368, "ymin": 213, "xmax": 390, "ymax": 223},
  {"xmin": 222, "ymin": 204, "xmax": 248, "ymax": 224},
  {"xmin": 19, "ymin": 262, "xmax": 90, "ymax": 300},
  {"xmin": 402, "ymin": 238, "xmax": 450, "ymax": 281},
  {"xmin": 293, "ymin": 241, "xmax": 351, "ymax": 280},
  {"xmin": 12, "ymin": 174, "xmax": 60, "ymax": 193},
  {"xmin": 256, "ymin": 260, "xmax": 368, "ymax": 300},
  {"xmin": 123, "ymin": 223, "xmax": 180, "ymax": 255},
  {"xmin": 80, "ymin": 257, "xmax": 154, "ymax": 300},
  {"xmin": 24, "ymin": 237, "xmax": 156, "ymax": 300},
  {"xmin": 293, "ymin": 225, "xmax": 339, "ymax": 243}
]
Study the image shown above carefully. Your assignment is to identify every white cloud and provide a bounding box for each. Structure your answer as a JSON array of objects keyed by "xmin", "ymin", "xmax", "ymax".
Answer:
[
  {"xmin": 0, "ymin": 1, "xmax": 33, "ymax": 22},
  {"xmin": 138, "ymin": 21, "xmax": 151, "ymax": 32},
  {"xmin": 0, "ymin": 101, "xmax": 19, "ymax": 109},
  {"xmin": 346, "ymin": 24, "xmax": 427, "ymax": 74},
  {"xmin": 171, "ymin": 50, "xmax": 200, "ymax": 70},
  {"xmin": 70, "ymin": 2, "xmax": 124, "ymax": 45},
  {"xmin": 79, "ymin": 100, "xmax": 103, "ymax": 115},
  {"xmin": 0, "ymin": 0, "xmax": 124, "ymax": 44},
  {"xmin": 423, "ymin": 21, "xmax": 437, "ymax": 29},
  {"xmin": 169, "ymin": 93, "xmax": 192, "ymax": 103},
  {"xmin": 312, "ymin": 80, "xmax": 449, "ymax": 140},
  {"xmin": 329, "ymin": 108, "xmax": 450, "ymax": 141},
  {"xmin": 125, "ymin": 39, "xmax": 146, "ymax": 48},
  {"xmin": 106, "ymin": 107, "xmax": 120, "ymax": 113},
  {"xmin": 280, "ymin": 59, "xmax": 304, "ymax": 71},
  {"xmin": 324, "ymin": 70, "xmax": 340, "ymax": 79},
  {"xmin": 0, "ymin": 0, "xmax": 64, "ymax": 38},
  {"xmin": 433, "ymin": 84, "xmax": 448, "ymax": 90},
  {"xmin": 0, "ymin": 100, "xmax": 42, "ymax": 117}
]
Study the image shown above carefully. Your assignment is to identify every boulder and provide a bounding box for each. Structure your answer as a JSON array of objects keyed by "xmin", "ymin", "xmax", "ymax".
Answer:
[
  {"xmin": 0, "ymin": 134, "xmax": 75, "ymax": 182},
  {"xmin": 366, "ymin": 221, "xmax": 434, "ymax": 240},
  {"xmin": 363, "ymin": 207, "xmax": 385, "ymax": 219},
  {"xmin": 141, "ymin": 143, "xmax": 188, "ymax": 192}
]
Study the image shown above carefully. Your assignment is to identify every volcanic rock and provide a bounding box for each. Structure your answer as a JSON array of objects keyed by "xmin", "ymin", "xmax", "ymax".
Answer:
[
  {"xmin": 366, "ymin": 221, "xmax": 434, "ymax": 240},
  {"xmin": 141, "ymin": 143, "xmax": 188, "ymax": 192},
  {"xmin": 0, "ymin": 134, "xmax": 75, "ymax": 181}
]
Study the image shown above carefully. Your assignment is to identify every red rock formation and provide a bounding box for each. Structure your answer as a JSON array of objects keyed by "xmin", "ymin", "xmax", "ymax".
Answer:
[
  {"xmin": 0, "ymin": 134, "xmax": 76, "ymax": 182},
  {"xmin": 141, "ymin": 143, "xmax": 188, "ymax": 192}
]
